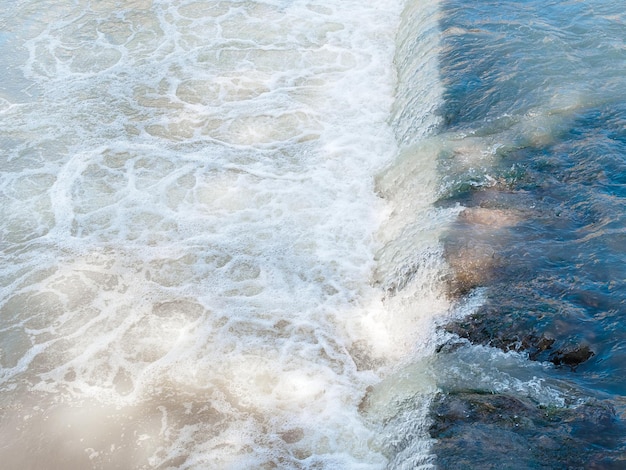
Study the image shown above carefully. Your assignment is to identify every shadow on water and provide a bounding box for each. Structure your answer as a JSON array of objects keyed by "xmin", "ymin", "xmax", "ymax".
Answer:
[{"xmin": 427, "ymin": 0, "xmax": 626, "ymax": 467}]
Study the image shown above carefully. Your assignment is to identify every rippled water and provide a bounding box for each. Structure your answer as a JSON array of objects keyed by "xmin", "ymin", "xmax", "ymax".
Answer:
[{"xmin": 428, "ymin": 0, "xmax": 626, "ymax": 467}]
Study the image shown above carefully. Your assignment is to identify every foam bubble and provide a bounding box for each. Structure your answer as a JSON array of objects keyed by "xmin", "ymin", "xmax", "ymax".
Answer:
[{"xmin": 0, "ymin": 0, "xmax": 422, "ymax": 467}]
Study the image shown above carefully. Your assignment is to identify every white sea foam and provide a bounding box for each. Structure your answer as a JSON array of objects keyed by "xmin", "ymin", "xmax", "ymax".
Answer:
[
  {"xmin": 0, "ymin": 0, "xmax": 455, "ymax": 468},
  {"xmin": 0, "ymin": 0, "xmax": 475, "ymax": 467}
]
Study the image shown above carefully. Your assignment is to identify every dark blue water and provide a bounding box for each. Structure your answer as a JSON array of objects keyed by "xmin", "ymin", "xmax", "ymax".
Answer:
[{"xmin": 428, "ymin": 0, "xmax": 626, "ymax": 467}]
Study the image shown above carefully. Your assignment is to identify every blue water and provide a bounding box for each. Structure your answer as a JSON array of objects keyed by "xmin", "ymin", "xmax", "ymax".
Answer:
[{"xmin": 428, "ymin": 0, "xmax": 626, "ymax": 467}]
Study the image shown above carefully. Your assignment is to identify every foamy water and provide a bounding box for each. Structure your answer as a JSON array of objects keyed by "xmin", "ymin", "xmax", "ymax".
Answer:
[{"xmin": 0, "ymin": 0, "xmax": 453, "ymax": 468}]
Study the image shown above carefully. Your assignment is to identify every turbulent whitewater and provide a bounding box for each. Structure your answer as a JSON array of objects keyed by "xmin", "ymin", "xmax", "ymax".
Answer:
[{"xmin": 0, "ymin": 0, "xmax": 452, "ymax": 468}]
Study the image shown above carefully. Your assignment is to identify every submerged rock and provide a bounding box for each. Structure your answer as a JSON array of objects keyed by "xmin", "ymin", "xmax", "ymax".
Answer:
[
  {"xmin": 443, "ymin": 309, "xmax": 597, "ymax": 371},
  {"xmin": 443, "ymin": 206, "xmax": 518, "ymax": 296},
  {"xmin": 429, "ymin": 391, "xmax": 625, "ymax": 469},
  {"xmin": 445, "ymin": 242, "xmax": 501, "ymax": 296},
  {"xmin": 549, "ymin": 344, "xmax": 595, "ymax": 370},
  {"xmin": 442, "ymin": 301, "xmax": 597, "ymax": 370}
]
